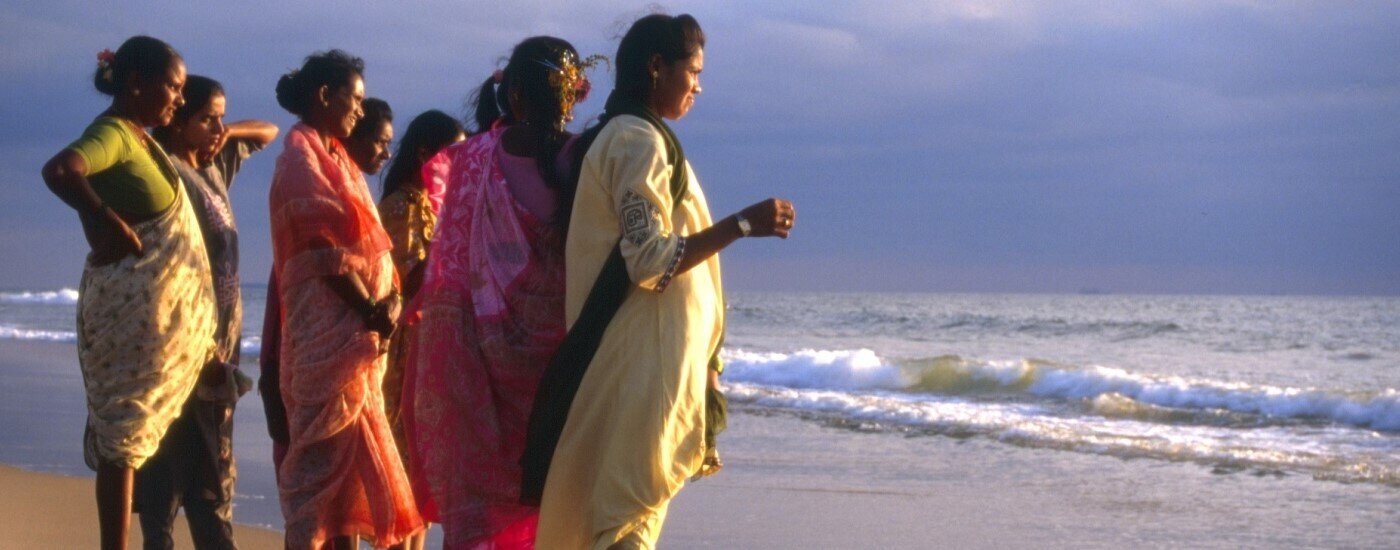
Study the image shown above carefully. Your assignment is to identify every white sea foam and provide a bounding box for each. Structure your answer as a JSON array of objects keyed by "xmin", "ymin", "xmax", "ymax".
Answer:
[
  {"xmin": 0, "ymin": 288, "xmax": 79, "ymax": 305},
  {"xmin": 240, "ymin": 337, "xmax": 262, "ymax": 358},
  {"xmin": 721, "ymin": 348, "xmax": 1400, "ymax": 431},
  {"xmin": 722, "ymin": 381, "xmax": 1400, "ymax": 485},
  {"xmin": 0, "ymin": 325, "xmax": 77, "ymax": 342},
  {"xmin": 723, "ymin": 348, "xmax": 908, "ymax": 390}
]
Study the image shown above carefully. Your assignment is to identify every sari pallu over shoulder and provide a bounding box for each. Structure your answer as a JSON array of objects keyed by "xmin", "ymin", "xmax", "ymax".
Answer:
[
  {"xmin": 78, "ymin": 148, "xmax": 217, "ymax": 470},
  {"xmin": 404, "ymin": 126, "xmax": 568, "ymax": 548},
  {"xmin": 270, "ymin": 123, "xmax": 392, "ymax": 290}
]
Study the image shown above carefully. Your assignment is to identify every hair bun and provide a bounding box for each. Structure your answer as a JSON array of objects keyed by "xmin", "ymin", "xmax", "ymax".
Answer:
[{"xmin": 275, "ymin": 71, "xmax": 303, "ymax": 115}]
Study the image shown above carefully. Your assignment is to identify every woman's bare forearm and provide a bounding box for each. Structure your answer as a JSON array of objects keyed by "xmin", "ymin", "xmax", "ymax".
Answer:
[
  {"xmin": 325, "ymin": 272, "xmax": 373, "ymax": 316},
  {"xmin": 674, "ymin": 215, "xmax": 743, "ymax": 274},
  {"xmin": 224, "ymin": 120, "xmax": 280, "ymax": 147},
  {"xmin": 42, "ymin": 151, "xmax": 104, "ymax": 217}
]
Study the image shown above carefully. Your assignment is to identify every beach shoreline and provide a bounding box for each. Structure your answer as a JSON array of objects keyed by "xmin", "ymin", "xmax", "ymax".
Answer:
[{"xmin": 2, "ymin": 331, "xmax": 1397, "ymax": 548}]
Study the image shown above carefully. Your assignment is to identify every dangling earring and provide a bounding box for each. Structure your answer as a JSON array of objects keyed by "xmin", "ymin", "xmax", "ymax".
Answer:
[
  {"xmin": 651, "ymin": 71, "xmax": 659, "ymax": 89},
  {"xmin": 132, "ymin": 89, "xmax": 141, "ymax": 96}
]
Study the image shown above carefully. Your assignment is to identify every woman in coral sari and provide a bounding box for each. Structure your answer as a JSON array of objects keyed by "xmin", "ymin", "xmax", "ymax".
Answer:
[
  {"xmin": 403, "ymin": 36, "xmax": 597, "ymax": 549},
  {"xmin": 268, "ymin": 49, "xmax": 423, "ymax": 549}
]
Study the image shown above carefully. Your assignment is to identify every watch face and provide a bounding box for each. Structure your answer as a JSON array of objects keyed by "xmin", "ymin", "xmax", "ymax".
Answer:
[{"xmin": 738, "ymin": 217, "xmax": 752, "ymax": 235}]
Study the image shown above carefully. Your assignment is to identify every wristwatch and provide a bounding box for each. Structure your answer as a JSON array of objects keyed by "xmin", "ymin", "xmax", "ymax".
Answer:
[{"xmin": 735, "ymin": 214, "xmax": 752, "ymax": 237}]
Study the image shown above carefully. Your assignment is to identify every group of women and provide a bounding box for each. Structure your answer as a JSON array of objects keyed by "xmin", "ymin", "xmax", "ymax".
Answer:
[{"xmin": 42, "ymin": 12, "xmax": 795, "ymax": 550}]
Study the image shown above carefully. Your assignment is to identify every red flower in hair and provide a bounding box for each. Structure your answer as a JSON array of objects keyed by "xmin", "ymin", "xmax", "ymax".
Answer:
[
  {"xmin": 96, "ymin": 49, "xmax": 116, "ymax": 66},
  {"xmin": 576, "ymin": 77, "xmax": 592, "ymax": 103}
]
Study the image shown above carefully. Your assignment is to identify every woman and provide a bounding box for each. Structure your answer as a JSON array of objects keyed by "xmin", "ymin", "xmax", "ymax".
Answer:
[
  {"xmin": 137, "ymin": 74, "xmax": 277, "ymax": 549},
  {"xmin": 404, "ymin": 36, "xmax": 597, "ymax": 549},
  {"xmin": 377, "ymin": 110, "xmax": 463, "ymax": 453},
  {"xmin": 523, "ymin": 14, "xmax": 795, "ymax": 548},
  {"xmin": 259, "ymin": 97, "xmax": 395, "ymax": 478},
  {"xmin": 346, "ymin": 97, "xmax": 395, "ymax": 175},
  {"xmin": 40, "ymin": 36, "xmax": 217, "ymax": 550},
  {"xmin": 268, "ymin": 49, "xmax": 423, "ymax": 549}
]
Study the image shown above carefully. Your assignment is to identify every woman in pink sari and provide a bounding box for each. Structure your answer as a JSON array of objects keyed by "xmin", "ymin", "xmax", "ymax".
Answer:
[
  {"xmin": 403, "ymin": 36, "xmax": 598, "ymax": 549},
  {"xmin": 269, "ymin": 49, "xmax": 423, "ymax": 549}
]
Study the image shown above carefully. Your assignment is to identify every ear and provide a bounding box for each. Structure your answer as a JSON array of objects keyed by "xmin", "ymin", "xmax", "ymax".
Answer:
[
  {"xmin": 124, "ymin": 72, "xmax": 143, "ymax": 97},
  {"xmin": 647, "ymin": 54, "xmax": 664, "ymax": 76},
  {"xmin": 315, "ymin": 84, "xmax": 331, "ymax": 107}
]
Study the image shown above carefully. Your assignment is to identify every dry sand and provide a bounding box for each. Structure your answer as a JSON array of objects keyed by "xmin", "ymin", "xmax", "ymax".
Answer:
[{"xmin": 0, "ymin": 463, "xmax": 283, "ymax": 548}]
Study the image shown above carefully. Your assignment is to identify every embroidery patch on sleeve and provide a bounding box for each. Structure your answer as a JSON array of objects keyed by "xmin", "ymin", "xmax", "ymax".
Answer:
[
  {"xmin": 654, "ymin": 236, "xmax": 685, "ymax": 293},
  {"xmin": 620, "ymin": 189, "xmax": 660, "ymax": 246}
]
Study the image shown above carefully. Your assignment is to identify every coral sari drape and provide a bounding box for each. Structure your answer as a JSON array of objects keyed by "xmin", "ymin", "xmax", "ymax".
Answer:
[{"xmin": 269, "ymin": 123, "xmax": 422, "ymax": 549}]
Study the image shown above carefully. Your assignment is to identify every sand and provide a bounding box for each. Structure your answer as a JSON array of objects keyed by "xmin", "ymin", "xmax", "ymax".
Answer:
[{"xmin": 0, "ymin": 463, "xmax": 283, "ymax": 548}]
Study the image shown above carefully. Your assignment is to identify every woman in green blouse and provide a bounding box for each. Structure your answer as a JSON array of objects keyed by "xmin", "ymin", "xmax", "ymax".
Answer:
[{"xmin": 41, "ymin": 36, "xmax": 219, "ymax": 550}]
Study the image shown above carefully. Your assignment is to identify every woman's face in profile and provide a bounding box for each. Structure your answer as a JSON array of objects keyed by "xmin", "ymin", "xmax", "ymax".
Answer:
[
  {"xmin": 347, "ymin": 120, "xmax": 393, "ymax": 175},
  {"xmin": 653, "ymin": 47, "xmax": 704, "ymax": 120},
  {"xmin": 135, "ymin": 60, "xmax": 187, "ymax": 128},
  {"xmin": 319, "ymin": 74, "xmax": 365, "ymax": 140}
]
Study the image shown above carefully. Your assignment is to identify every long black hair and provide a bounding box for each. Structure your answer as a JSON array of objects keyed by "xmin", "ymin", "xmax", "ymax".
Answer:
[
  {"xmin": 471, "ymin": 36, "xmax": 583, "ymax": 225},
  {"xmin": 151, "ymin": 74, "xmax": 223, "ymax": 149},
  {"xmin": 274, "ymin": 49, "xmax": 364, "ymax": 118},
  {"xmin": 566, "ymin": 14, "xmax": 704, "ymax": 218},
  {"xmin": 381, "ymin": 110, "xmax": 463, "ymax": 201},
  {"xmin": 94, "ymin": 36, "xmax": 181, "ymax": 96}
]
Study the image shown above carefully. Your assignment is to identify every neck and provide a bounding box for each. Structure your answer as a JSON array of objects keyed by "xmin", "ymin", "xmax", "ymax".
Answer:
[
  {"xmin": 309, "ymin": 123, "xmax": 336, "ymax": 152},
  {"xmin": 170, "ymin": 142, "xmax": 200, "ymax": 166},
  {"xmin": 107, "ymin": 96, "xmax": 144, "ymax": 127}
]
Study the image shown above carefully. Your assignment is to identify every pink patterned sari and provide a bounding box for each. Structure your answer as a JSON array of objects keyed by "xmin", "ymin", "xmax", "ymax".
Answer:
[
  {"xmin": 403, "ymin": 126, "xmax": 567, "ymax": 549},
  {"xmin": 269, "ymin": 123, "xmax": 423, "ymax": 548}
]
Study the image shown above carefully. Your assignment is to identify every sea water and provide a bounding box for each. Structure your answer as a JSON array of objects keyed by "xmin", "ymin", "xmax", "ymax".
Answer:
[{"xmin": 3, "ymin": 288, "xmax": 1397, "ymax": 539}]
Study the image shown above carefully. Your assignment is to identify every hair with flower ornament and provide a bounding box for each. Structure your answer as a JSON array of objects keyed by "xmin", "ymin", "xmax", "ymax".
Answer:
[
  {"xmin": 92, "ymin": 36, "xmax": 181, "ymax": 96},
  {"xmin": 536, "ymin": 52, "xmax": 609, "ymax": 128},
  {"xmin": 468, "ymin": 36, "xmax": 606, "ymax": 229}
]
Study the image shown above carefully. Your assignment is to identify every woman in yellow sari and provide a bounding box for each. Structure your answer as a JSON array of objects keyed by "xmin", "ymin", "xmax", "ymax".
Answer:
[{"xmin": 523, "ymin": 14, "xmax": 796, "ymax": 548}]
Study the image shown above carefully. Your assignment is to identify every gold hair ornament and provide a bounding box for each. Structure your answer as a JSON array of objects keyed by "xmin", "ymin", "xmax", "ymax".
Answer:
[{"xmin": 536, "ymin": 53, "xmax": 610, "ymax": 127}]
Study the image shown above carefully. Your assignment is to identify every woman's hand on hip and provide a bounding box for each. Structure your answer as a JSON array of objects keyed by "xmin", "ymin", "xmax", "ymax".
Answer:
[{"xmin": 81, "ymin": 207, "xmax": 144, "ymax": 266}]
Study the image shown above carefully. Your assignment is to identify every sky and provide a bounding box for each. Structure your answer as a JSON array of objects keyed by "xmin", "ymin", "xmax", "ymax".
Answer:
[{"xmin": 1, "ymin": 1, "xmax": 1397, "ymax": 294}]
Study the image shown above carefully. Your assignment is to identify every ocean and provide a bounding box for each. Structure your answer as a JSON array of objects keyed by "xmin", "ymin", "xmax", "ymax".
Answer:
[{"xmin": 2, "ymin": 288, "xmax": 1397, "ymax": 544}]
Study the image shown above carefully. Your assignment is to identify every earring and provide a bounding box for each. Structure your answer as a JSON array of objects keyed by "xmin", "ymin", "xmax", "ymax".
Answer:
[
  {"xmin": 132, "ymin": 89, "xmax": 141, "ymax": 96},
  {"xmin": 652, "ymin": 71, "xmax": 659, "ymax": 89}
]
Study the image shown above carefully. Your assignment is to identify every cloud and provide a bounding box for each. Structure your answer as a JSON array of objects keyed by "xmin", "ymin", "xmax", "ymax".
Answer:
[{"xmin": 1, "ymin": 1, "xmax": 1397, "ymax": 293}]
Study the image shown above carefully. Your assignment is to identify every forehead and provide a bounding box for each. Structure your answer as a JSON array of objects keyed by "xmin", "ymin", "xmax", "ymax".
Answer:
[
  {"xmin": 167, "ymin": 60, "xmax": 187, "ymax": 82},
  {"xmin": 348, "ymin": 74, "xmax": 365, "ymax": 96},
  {"xmin": 376, "ymin": 122, "xmax": 394, "ymax": 140},
  {"xmin": 688, "ymin": 48, "xmax": 704, "ymax": 69},
  {"xmin": 205, "ymin": 94, "xmax": 227, "ymax": 113}
]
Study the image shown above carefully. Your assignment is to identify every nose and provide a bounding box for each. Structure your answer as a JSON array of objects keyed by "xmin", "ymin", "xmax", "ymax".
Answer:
[
  {"xmin": 693, "ymin": 78, "xmax": 701, "ymax": 95},
  {"xmin": 212, "ymin": 119, "xmax": 225, "ymax": 136}
]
